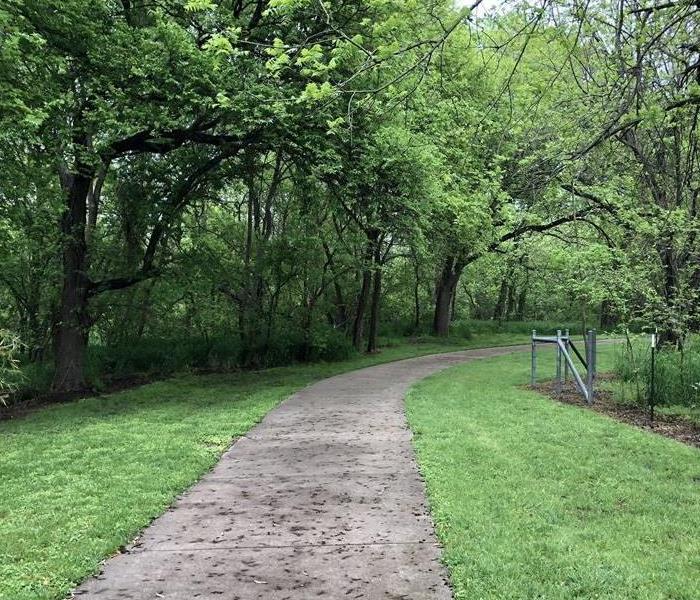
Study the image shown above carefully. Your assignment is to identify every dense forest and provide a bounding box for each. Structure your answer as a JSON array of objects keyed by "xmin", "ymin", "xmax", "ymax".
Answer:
[{"xmin": 0, "ymin": 0, "xmax": 698, "ymax": 395}]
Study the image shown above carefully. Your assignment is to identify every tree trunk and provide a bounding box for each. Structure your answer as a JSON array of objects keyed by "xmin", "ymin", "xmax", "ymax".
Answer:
[
  {"xmin": 599, "ymin": 299, "xmax": 616, "ymax": 329},
  {"xmin": 352, "ymin": 237, "xmax": 375, "ymax": 350},
  {"xmin": 366, "ymin": 244, "xmax": 383, "ymax": 354},
  {"xmin": 325, "ymin": 281, "xmax": 348, "ymax": 330},
  {"xmin": 238, "ymin": 165, "xmax": 267, "ymax": 365},
  {"xmin": 493, "ymin": 279, "xmax": 508, "ymax": 322},
  {"xmin": 515, "ymin": 257, "xmax": 529, "ymax": 321},
  {"xmin": 413, "ymin": 258, "xmax": 421, "ymax": 332},
  {"xmin": 432, "ymin": 257, "xmax": 464, "ymax": 336},
  {"xmin": 323, "ymin": 241, "xmax": 348, "ymax": 330},
  {"xmin": 515, "ymin": 286, "xmax": 527, "ymax": 321},
  {"xmin": 52, "ymin": 172, "xmax": 92, "ymax": 393},
  {"xmin": 505, "ymin": 284, "xmax": 516, "ymax": 320}
]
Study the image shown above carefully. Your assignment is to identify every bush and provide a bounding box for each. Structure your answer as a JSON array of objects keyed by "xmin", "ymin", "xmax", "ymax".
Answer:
[
  {"xmin": 378, "ymin": 318, "xmax": 586, "ymax": 339},
  {"xmin": 84, "ymin": 326, "xmax": 356, "ymax": 383},
  {"xmin": 87, "ymin": 337, "xmax": 218, "ymax": 379},
  {"xmin": 5, "ymin": 320, "xmax": 601, "ymax": 404},
  {"xmin": 0, "ymin": 330, "xmax": 23, "ymax": 404},
  {"xmin": 307, "ymin": 328, "xmax": 357, "ymax": 362},
  {"xmin": 448, "ymin": 319, "xmax": 584, "ymax": 337},
  {"xmin": 652, "ymin": 343, "xmax": 700, "ymax": 408}
]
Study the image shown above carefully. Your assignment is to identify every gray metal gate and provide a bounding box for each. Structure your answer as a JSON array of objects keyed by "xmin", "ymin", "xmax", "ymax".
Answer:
[{"xmin": 531, "ymin": 329, "xmax": 597, "ymax": 403}]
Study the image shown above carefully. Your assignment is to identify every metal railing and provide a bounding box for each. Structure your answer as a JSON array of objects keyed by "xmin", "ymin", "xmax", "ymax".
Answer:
[{"xmin": 531, "ymin": 329, "xmax": 597, "ymax": 403}]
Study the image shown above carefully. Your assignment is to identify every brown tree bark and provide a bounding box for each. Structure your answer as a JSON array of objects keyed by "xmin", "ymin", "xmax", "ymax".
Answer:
[
  {"xmin": 505, "ymin": 283, "xmax": 516, "ymax": 320},
  {"xmin": 515, "ymin": 286, "xmax": 527, "ymax": 321},
  {"xmin": 366, "ymin": 242, "xmax": 383, "ymax": 353},
  {"xmin": 52, "ymin": 170, "xmax": 93, "ymax": 392},
  {"xmin": 492, "ymin": 279, "xmax": 508, "ymax": 322},
  {"xmin": 432, "ymin": 257, "xmax": 464, "ymax": 336},
  {"xmin": 351, "ymin": 236, "xmax": 376, "ymax": 350}
]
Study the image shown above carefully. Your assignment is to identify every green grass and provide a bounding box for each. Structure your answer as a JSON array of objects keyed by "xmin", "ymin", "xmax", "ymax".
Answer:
[
  {"xmin": 0, "ymin": 333, "xmax": 529, "ymax": 600},
  {"xmin": 406, "ymin": 345, "xmax": 700, "ymax": 599}
]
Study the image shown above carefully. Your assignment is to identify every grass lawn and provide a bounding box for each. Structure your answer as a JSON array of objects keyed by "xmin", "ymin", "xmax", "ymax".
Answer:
[
  {"xmin": 406, "ymin": 345, "xmax": 700, "ymax": 599},
  {"xmin": 0, "ymin": 333, "xmax": 528, "ymax": 600}
]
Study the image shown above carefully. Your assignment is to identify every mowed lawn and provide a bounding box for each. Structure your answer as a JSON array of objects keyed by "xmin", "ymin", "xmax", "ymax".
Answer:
[
  {"xmin": 0, "ymin": 335, "xmax": 527, "ymax": 600},
  {"xmin": 406, "ymin": 346, "xmax": 700, "ymax": 599}
]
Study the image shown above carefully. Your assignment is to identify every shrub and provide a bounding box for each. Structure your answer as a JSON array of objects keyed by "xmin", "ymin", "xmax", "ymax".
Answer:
[
  {"xmin": 82, "ymin": 326, "xmax": 357, "ymax": 383},
  {"xmin": 307, "ymin": 328, "xmax": 356, "ymax": 362},
  {"xmin": 0, "ymin": 326, "xmax": 359, "ymax": 403},
  {"xmin": 451, "ymin": 319, "xmax": 584, "ymax": 337},
  {"xmin": 378, "ymin": 318, "xmax": 587, "ymax": 339},
  {"xmin": 0, "ymin": 330, "xmax": 23, "ymax": 404}
]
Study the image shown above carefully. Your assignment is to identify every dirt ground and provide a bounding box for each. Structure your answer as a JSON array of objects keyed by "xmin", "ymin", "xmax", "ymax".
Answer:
[{"xmin": 532, "ymin": 377, "xmax": 700, "ymax": 449}]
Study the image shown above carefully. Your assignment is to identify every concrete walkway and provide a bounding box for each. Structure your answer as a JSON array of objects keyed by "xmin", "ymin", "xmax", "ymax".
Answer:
[{"xmin": 73, "ymin": 345, "xmax": 526, "ymax": 599}]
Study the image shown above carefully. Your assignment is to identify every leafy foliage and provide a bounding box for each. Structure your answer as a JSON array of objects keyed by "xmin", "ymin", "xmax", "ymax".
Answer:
[{"xmin": 0, "ymin": 0, "xmax": 699, "ymax": 399}]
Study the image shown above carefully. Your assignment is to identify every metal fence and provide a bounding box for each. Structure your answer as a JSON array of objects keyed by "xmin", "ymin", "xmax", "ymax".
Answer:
[{"xmin": 531, "ymin": 329, "xmax": 597, "ymax": 403}]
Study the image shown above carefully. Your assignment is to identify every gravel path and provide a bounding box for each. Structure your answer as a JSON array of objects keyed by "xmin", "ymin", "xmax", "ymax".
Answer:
[{"xmin": 73, "ymin": 345, "xmax": 527, "ymax": 599}]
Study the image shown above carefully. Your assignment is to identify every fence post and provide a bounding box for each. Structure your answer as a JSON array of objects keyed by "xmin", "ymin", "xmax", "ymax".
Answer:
[
  {"xmin": 555, "ymin": 330, "xmax": 563, "ymax": 392},
  {"xmin": 531, "ymin": 329, "xmax": 537, "ymax": 386},
  {"xmin": 649, "ymin": 331, "xmax": 657, "ymax": 421},
  {"xmin": 586, "ymin": 329, "xmax": 594, "ymax": 403},
  {"xmin": 591, "ymin": 329, "xmax": 597, "ymax": 383},
  {"xmin": 564, "ymin": 328, "xmax": 570, "ymax": 383}
]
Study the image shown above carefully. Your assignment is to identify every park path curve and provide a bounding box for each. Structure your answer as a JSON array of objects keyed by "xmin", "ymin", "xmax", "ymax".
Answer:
[{"xmin": 73, "ymin": 345, "xmax": 527, "ymax": 600}]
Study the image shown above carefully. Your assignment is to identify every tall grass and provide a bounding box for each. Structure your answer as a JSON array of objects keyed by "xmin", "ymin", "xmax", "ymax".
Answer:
[{"xmin": 615, "ymin": 334, "xmax": 700, "ymax": 417}]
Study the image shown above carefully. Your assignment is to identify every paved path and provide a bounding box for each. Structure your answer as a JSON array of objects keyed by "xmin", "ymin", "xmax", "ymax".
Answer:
[{"xmin": 73, "ymin": 345, "xmax": 527, "ymax": 600}]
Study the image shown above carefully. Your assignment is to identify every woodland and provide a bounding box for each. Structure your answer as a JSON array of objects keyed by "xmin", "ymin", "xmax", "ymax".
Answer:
[
  {"xmin": 2, "ymin": 3, "xmax": 700, "ymax": 599},
  {"xmin": 1, "ymin": 0, "xmax": 699, "ymax": 396}
]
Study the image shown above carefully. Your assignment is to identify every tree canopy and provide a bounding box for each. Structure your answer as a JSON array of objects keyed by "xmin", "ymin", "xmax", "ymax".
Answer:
[{"xmin": 1, "ymin": 0, "xmax": 698, "ymax": 393}]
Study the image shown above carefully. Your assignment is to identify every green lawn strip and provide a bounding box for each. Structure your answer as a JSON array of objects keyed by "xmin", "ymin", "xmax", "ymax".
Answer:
[
  {"xmin": 406, "ymin": 347, "xmax": 700, "ymax": 600},
  {"xmin": 0, "ymin": 333, "xmax": 528, "ymax": 600}
]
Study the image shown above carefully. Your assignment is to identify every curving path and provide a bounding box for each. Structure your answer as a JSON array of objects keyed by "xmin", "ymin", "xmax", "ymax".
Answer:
[{"xmin": 73, "ymin": 345, "xmax": 527, "ymax": 600}]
